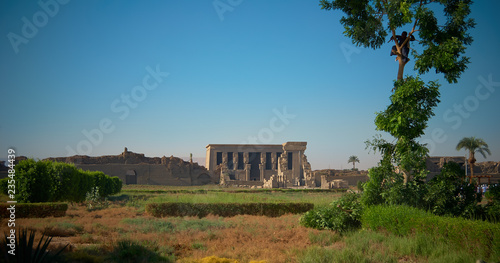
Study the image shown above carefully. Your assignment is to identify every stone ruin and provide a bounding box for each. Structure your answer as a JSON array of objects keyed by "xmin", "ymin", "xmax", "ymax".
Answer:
[
  {"xmin": 206, "ymin": 142, "xmax": 316, "ymax": 189},
  {"xmin": 42, "ymin": 148, "xmax": 215, "ymax": 186}
]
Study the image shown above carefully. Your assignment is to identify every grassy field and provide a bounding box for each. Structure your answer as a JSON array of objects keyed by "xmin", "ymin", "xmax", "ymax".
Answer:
[
  {"xmin": 115, "ymin": 185, "xmax": 346, "ymax": 211},
  {"xmin": 1, "ymin": 185, "xmax": 495, "ymax": 262}
]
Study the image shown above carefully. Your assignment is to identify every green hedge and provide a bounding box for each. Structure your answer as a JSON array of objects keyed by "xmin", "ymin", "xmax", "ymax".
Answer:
[
  {"xmin": 362, "ymin": 205, "xmax": 500, "ymax": 260},
  {"xmin": 146, "ymin": 202, "xmax": 314, "ymax": 218},
  {"xmin": 0, "ymin": 203, "xmax": 68, "ymax": 218},
  {"xmin": 6, "ymin": 159, "xmax": 122, "ymax": 203},
  {"xmin": 300, "ymin": 192, "xmax": 362, "ymax": 234}
]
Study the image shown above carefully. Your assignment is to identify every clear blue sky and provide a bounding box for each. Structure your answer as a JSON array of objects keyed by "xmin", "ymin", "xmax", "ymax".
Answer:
[{"xmin": 1, "ymin": 1, "xmax": 499, "ymax": 170}]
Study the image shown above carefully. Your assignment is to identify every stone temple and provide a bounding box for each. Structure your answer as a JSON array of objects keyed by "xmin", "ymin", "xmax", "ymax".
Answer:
[{"xmin": 205, "ymin": 142, "xmax": 315, "ymax": 188}]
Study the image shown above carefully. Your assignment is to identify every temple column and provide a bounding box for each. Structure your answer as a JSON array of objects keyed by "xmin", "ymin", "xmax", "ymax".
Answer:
[
  {"xmin": 233, "ymin": 152, "xmax": 238, "ymax": 170},
  {"xmin": 259, "ymin": 164, "xmax": 264, "ymax": 181},
  {"xmin": 245, "ymin": 164, "xmax": 251, "ymax": 181}
]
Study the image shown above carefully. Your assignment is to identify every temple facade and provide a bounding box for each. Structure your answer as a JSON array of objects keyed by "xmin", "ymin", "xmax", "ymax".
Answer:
[{"xmin": 205, "ymin": 142, "xmax": 314, "ymax": 187}]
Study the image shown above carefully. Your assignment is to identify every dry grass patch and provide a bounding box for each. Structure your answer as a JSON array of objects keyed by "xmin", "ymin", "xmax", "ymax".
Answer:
[{"xmin": 173, "ymin": 214, "xmax": 314, "ymax": 262}]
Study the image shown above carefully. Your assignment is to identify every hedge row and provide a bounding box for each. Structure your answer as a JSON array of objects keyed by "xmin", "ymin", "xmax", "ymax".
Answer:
[
  {"xmin": 0, "ymin": 203, "xmax": 68, "ymax": 218},
  {"xmin": 1, "ymin": 159, "xmax": 122, "ymax": 203},
  {"xmin": 146, "ymin": 202, "xmax": 314, "ymax": 218},
  {"xmin": 362, "ymin": 205, "xmax": 500, "ymax": 259}
]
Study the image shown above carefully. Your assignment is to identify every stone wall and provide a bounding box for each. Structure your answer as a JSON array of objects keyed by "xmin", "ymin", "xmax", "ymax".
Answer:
[{"xmin": 42, "ymin": 148, "xmax": 216, "ymax": 186}]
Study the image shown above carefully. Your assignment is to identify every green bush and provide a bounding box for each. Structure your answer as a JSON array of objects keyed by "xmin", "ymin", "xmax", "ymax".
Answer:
[
  {"xmin": 361, "ymin": 165, "xmax": 395, "ymax": 207},
  {"xmin": 424, "ymin": 162, "xmax": 479, "ymax": 217},
  {"xmin": 485, "ymin": 184, "xmax": 500, "ymax": 203},
  {"xmin": 50, "ymin": 162, "xmax": 79, "ymax": 202},
  {"xmin": 88, "ymin": 171, "xmax": 109, "ymax": 198},
  {"xmin": 111, "ymin": 176, "xmax": 123, "ymax": 195},
  {"xmin": 71, "ymin": 167, "xmax": 93, "ymax": 203},
  {"xmin": 146, "ymin": 202, "xmax": 314, "ymax": 218},
  {"xmin": 13, "ymin": 159, "xmax": 122, "ymax": 203},
  {"xmin": 0, "ymin": 177, "xmax": 8, "ymax": 195},
  {"xmin": 0, "ymin": 203, "xmax": 67, "ymax": 218},
  {"xmin": 15, "ymin": 159, "xmax": 53, "ymax": 203},
  {"xmin": 362, "ymin": 205, "xmax": 500, "ymax": 260},
  {"xmin": 300, "ymin": 192, "xmax": 362, "ymax": 234},
  {"xmin": 356, "ymin": 180, "xmax": 364, "ymax": 192},
  {"xmin": 106, "ymin": 240, "xmax": 174, "ymax": 263},
  {"xmin": 485, "ymin": 184, "xmax": 500, "ymax": 221},
  {"xmin": 361, "ymin": 163, "xmax": 428, "ymax": 209}
]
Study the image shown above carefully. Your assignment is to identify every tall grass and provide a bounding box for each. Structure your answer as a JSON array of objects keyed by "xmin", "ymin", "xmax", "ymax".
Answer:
[
  {"xmin": 145, "ymin": 191, "xmax": 340, "ymax": 207},
  {"xmin": 362, "ymin": 205, "xmax": 500, "ymax": 260},
  {"xmin": 297, "ymin": 230, "xmax": 478, "ymax": 263},
  {"xmin": 121, "ymin": 217, "xmax": 231, "ymax": 233}
]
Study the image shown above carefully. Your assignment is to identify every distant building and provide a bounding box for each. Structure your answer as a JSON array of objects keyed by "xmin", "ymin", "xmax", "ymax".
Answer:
[
  {"xmin": 44, "ymin": 148, "xmax": 215, "ymax": 186},
  {"xmin": 426, "ymin": 156, "xmax": 466, "ymax": 179},
  {"xmin": 205, "ymin": 142, "xmax": 314, "ymax": 187}
]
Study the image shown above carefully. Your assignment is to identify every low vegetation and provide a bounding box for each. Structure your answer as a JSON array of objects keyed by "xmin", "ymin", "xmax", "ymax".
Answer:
[
  {"xmin": 297, "ymin": 229, "xmax": 481, "ymax": 263},
  {"xmin": 0, "ymin": 159, "xmax": 122, "ymax": 203},
  {"xmin": 362, "ymin": 205, "xmax": 500, "ymax": 261},
  {"xmin": 147, "ymin": 202, "xmax": 314, "ymax": 217},
  {"xmin": 0, "ymin": 228, "xmax": 68, "ymax": 263},
  {"xmin": 300, "ymin": 192, "xmax": 362, "ymax": 234},
  {"xmin": 145, "ymin": 191, "xmax": 340, "ymax": 206},
  {"xmin": 2, "ymin": 184, "xmax": 499, "ymax": 262},
  {"xmin": 0, "ymin": 203, "xmax": 67, "ymax": 218}
]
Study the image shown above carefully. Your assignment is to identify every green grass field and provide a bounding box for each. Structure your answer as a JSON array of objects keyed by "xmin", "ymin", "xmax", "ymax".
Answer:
[{"xmin": 117, "ymin": 184, "xmax": 345, "ymax": 208}]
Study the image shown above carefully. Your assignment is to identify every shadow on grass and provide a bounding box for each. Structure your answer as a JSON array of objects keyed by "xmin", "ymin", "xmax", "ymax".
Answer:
[{"xmin": 64, "ymin": 240, "xmax": 175, "ymax": 263}]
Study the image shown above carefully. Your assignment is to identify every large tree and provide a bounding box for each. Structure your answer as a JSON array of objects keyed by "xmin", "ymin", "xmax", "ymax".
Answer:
[
  {"xmin": 321, "ymin": 0, "xmax": 475, "ymax": 206},
  {"xmin": 320, "ymin": 0, "xmax": 475, "ymax": 81},
  {"xmin": 348, "ymin": 155, "xmax": 360, "ymax": 169},
  {"xmin": 456, "ymin": 137, "xmax": 491, "ymax": 182}
]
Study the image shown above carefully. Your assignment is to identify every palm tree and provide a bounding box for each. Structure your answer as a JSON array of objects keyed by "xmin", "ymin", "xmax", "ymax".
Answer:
[
  {"xmin": 456, "ymin": 137, "xmax": 491, "ymax": 183},
  {"xmin": 348, "ymin": 155, "xmax": 360, "ymax": 170}
]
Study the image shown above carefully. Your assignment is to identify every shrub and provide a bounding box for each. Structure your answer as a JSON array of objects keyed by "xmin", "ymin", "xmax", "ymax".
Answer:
[
  {"xmin": 106, "ymin": 240, "xmax": 173, "ymax": 263},
  {"xmin": 111, "ymin": 176, "xmax": 123, "ymax": 195},
  {"xmin": 50, "ymin": 162, "xmax": 79, "ymax": 202},
  {"xmin": 0, "ymin": 177, "xmax": 8, "ymax": 195},
  {"xmin": 15, "ymin": 159, "xmax": 53, "ymax": 203},
  {"xmin": 300, "ymin": 192, "xmax": 362, "ymax": 234},
  {"xmin": 362, "ymin": 205, "xmax": 500, "ymax": 260},
  {"xmin": 361, "ymin": 165, "xmax": 394, "ymax": 206},
  {"xmin": 0, "ymin": 203, "xmax": 68, "ymax": 218},
  {"xmin": 485, "ymin": 183, "xmax": 500, "ymax": 203},
  {"xmin": 88, "ymin": 171, "xmax": 110, "ymax": 198},
  {"xmin": 13, "ymin": 159, "xmax": 122, "ymax": 203},
  {"xmin": 70, "ymin": 167, "xmax": 93, "ymax": 202},
  {"xmin": 356, "ymin": 180, "xmax": 364, "ymax": 192},
  {"xmin": 424, "ymin": 162, "xmax": 479, "ymax": 217},
  {"xmin": 146, "ymin": 202, "xmax": 313, "ymax": 218},
  {"xmin": 485, "ymin": 184, "xmax": 500, "ymax": 221}
]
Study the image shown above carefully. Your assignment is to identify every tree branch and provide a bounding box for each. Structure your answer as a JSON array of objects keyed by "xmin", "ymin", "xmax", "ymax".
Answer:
[{"xmin": 401, "ymin": 0, "xmax": 422, "ymax": 48}]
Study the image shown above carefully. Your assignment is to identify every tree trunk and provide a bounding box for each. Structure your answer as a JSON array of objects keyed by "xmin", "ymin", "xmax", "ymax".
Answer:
[
  {"xmin": 469, "ymin": 152, "xmax": 476, "ymax": 184},
  {"xmin": 397, "ymin": 56, "xmax": 405, "ymax": 80},
  {"xmin": 353, "ymin": 162, "xmax": 355, "ymax": 170}
]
